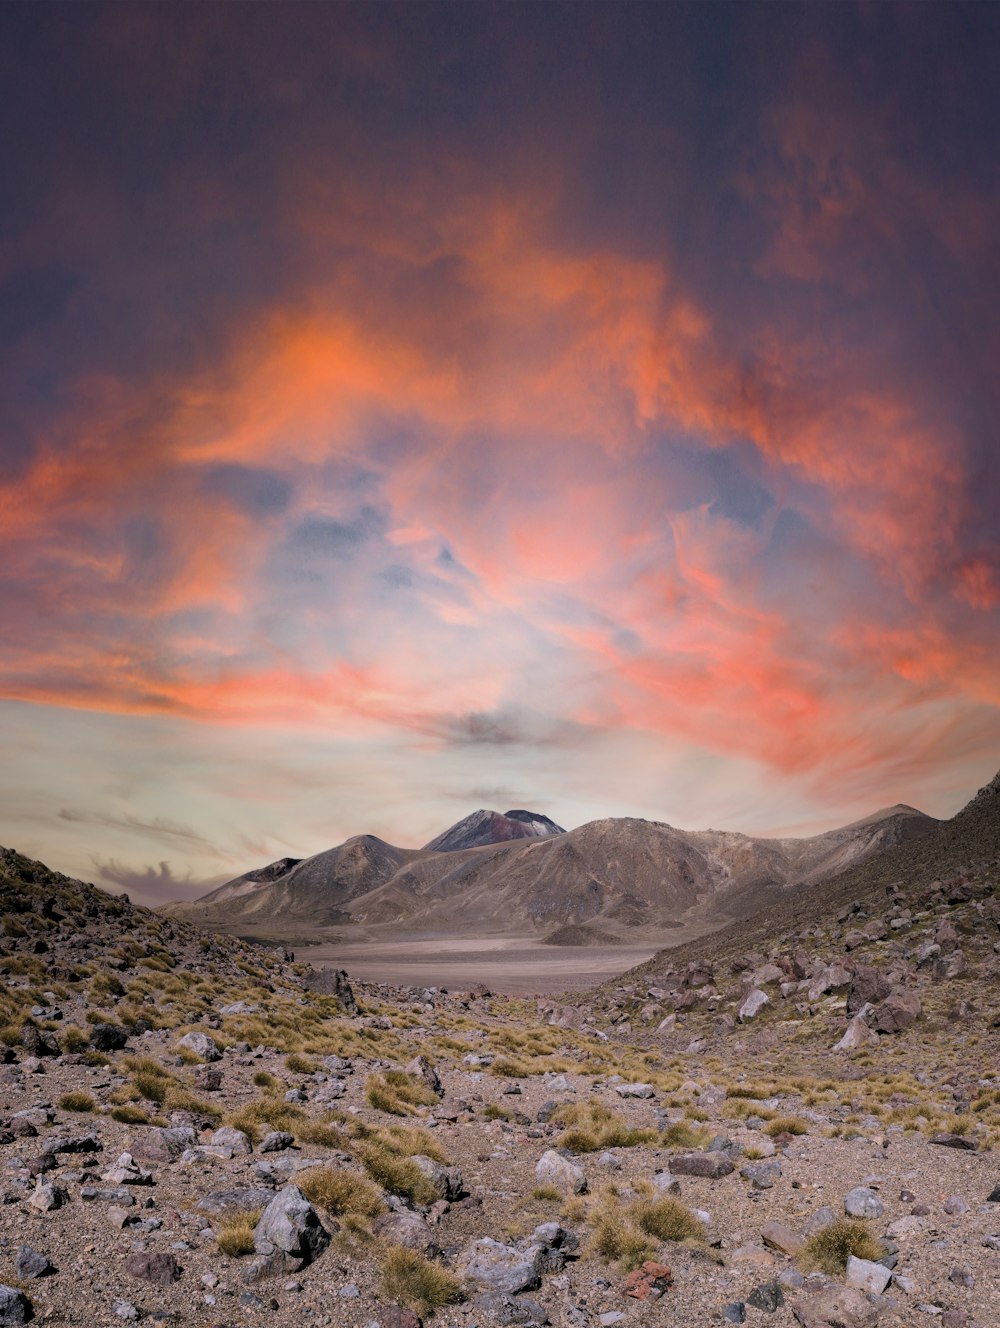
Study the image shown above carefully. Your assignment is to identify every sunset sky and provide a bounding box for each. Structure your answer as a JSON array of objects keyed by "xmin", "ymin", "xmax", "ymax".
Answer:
[{"xmin": 2, "ymin": 1, "xmax": 999, "ymax": 906}]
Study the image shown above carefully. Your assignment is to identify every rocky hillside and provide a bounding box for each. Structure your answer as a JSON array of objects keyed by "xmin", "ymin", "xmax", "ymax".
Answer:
[
  {"xmin": 424, "ymin": 809, "xmax": 566, "ymax": 852},
  {"xmin": 166, "ymin": 804, "xmax": 938, "ymax": 944},
  {"xmin": 2, "ymin": 793, "xmax": 999, "ymax": 1328}
]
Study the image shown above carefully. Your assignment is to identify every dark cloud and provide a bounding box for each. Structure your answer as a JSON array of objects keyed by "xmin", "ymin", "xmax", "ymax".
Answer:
[
  {"xmin": 93, "ymin": 857, "xmax": 224, "ymax": 907},
  {"xmin": 59, "ymin": 808, "xmax": 214, "ymax": 851}
]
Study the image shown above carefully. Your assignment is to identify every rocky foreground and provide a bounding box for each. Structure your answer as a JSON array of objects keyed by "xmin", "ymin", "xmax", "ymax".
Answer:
[{"xmin": 1, "ymin": 843, "xmax": 999, "ymax": 1328}]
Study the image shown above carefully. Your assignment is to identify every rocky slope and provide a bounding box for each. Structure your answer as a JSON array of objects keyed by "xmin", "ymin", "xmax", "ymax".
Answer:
[
  {"xmin": 1, "ymin": 773, "xmax": 999, "ymax": 1328},
  {"xmin": 423, "ymin": 809, "xmax": 566, "ymax": 853},
  {"xmin": 166, "ymin": 804, "xmax": 938, "ymax": 944}
]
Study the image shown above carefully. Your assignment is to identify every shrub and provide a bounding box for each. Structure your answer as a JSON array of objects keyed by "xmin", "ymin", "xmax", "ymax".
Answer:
[
  {"xmin": 216, "ymin": 1208, "xmax": 262, "ymax": 1257},
  {"xmin": 297, "ymin": 1165, "xmax": 385, "ymax": 1218},
  {"xmin": 660, "ymin": 1122, "xmax": 709, "ymax": 1149},
  {"xmin": 484, "ymin": 1104, "xmax": 514, "ymax": 1121},
  {"xmin": 366, "ymin": 1072, "xmax": 439, "ymax": 1115},
  {"xmin": 764, "ymin": 1116, "xmax": 809, "ymax": 1137},
  {"xmin": 802, "ymin": 1220, "xmax": 883, "ymax": 1275},
  {"xmin": 589, "ymin": 1209, "xmax": 656, "ymax": 1271},
  {"xmin": 631, "ymin": 1197, "xmax": 703, "ymax": 1243},
  {"xmin": 59, "ymin": 1025, "xmax": 90, "ymax": 1053},
  {"xmin": 111, "ymin": 1105, "xmax": 150, "ymax": 1125},
  {"xmin": 356, "ymin": 1143, "xmax": 438, "ymax": 1206},
  {"xmin": 253, "ymin": 1070, "xmax": 279, "ymax": 1089},
  {"xmin": 285, "ymin": 1052, "xmax": 319, "ymax": 1075},
  {"xmin": 58, "ymin": 1090, "xmax": 95, "ymax": 1113},
  {"xmin": 380, "ymin": 1246, "xmax": 464, "ymax": 1314}
]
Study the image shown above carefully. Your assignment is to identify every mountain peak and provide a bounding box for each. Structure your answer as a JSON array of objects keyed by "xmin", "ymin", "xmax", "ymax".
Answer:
[{"xmin": 423, "ymin": 808, "xmax": 565, "ymax": 853}]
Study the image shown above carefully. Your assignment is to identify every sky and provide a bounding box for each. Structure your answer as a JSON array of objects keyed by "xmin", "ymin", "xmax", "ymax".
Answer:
[{"xmin": 1, "ymin": 1, "xmax": 999, "ymax": 907}]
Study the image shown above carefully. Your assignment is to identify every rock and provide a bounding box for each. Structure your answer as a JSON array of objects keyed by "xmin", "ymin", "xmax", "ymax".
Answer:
[
  {"xmin": 760, "ymin": 1221, "xmax": 805, "ymax": 1256},
  {"xmin": 847, "ymin": 967, "xmax": 893, "ymax": 1013},
  {"xmin": 18, "ymin": 1024, "xmax": 58, "ymax": 1058},
  {"xmin": 741, "ymin": 1160, "xmax": 782, "ymax": 1190},
  {"xmin": 253, "ymin": 1184, "xmax": 329, "ymax": 1266},
  {"xmin": 196, "ymin": 1187, "xmax": 275, "ymax": 1217},
  {"xmin": 194, "ymin": 1065, "xmax": 223, "ymax": 1092},
  {"xmin": 28, "ymin": 1181, "xmax": 66, "ymax": 1213},
  {"xmin": 535, "ymin": 1150, "xmax": 586, "ymax": 1194},
  {"xmin": 14, "ymin": 1246, "xmax": 52, "ymax": 1279},
  {"xmin": 987, "ymin": 1183, "xmax": 1000, "ymax": 1202},
  {"xmin": 130, "ymin": 1126, "xmax": 196, "ymax": 1162},
  {"xmin": 790, "ymin": 1285, "xmax": 877, "ymax": 1328},
  {"xmin": 948, "ymin": 1265, "xmax": 974, "ymax": 1287},
  {"xmin": 746, "ymin": 1282, "xmax": 784, "ymax": 1312},
  {"xmin": 101, "ymin": 1152, "xmax": 153, "ymax": 1185},
  {"xmin": 739, "ymin": 989, "xmax": 770, "ymax": 1021},
  {"xmin": 404, "ymin": 1055, "xmax": 442, "ymax": 1097},
  {"xmin": 303, "ymin": 967, "xmax": 357, "ymax": 1014},
  {"xmin": 259, "ymin": 1131, "xmax": 294, "ymax": 1153},
  {"xmin": 651, "ymin": 1171, "xmax": 681, "ymax": 1196},
  {"xmin": 89, "ymin": 1023, "xmax": 128, "ymax": 1052},
  {"xmin": 372, "ymin": 1211, "xmax": 436, "ymax": 1253},
  {"xmin": 411, "ymin": 1155, "xmax": 464, "ymax": 1201},
  {"xmin": 845, "ymin": 1256, "xmax": 891, "ymax": 1294},
  {"xmin": 614, "ymin": 1081, "xmax": 655, "ymax": 1098},
  {"xmin": 0, "ymin": 1287, "xmax": 31, "ymax": 1326},
  {"xmin": 176, "ymin": 1031, "xmax": 221, "ymax": 1062},
  {"xmin": 379, "ymin": 1309, "xmax": 421, "ymax": 1328},
  {"xmin": 931, "ymin": 1133, "xmax": 976, "ymax": 1150},
  {"xmin": 751, "ymin": 963, "xmax": 785, "ymax": 988},
  {"xmin": 943, "ymin": 1195, "xmax": 969, "ymax": 1215},
  {"xmin": 622, "ymin": 1261, "xmax": 673, "ymax": 1300},
  {"xmin": 456, "ymin": 1238, "xmax": 542, "ymax": 1294},
  {"xmin": 723, "ymin": 1305, "xmax": 747, "ymax": 1325},
  {"xmin": 477, "ymin": 1292, "xmax": 549, "ymax": 1325},
  {"xmin": 123, "ymin": 1252, "xmax": 181, "ymax": 1286},
  {"xmin": 844, "ymin": 1187, "xmax": 884, "ymax": 1218},
  {"xmin": 670, "ymin": 1153, "xmax": 734, "ymax": 1179},
  {"xmin": 936, "ymin": 950, "xmax": 966, "ymax": 980},
  {"xmin": 211, "ymin": 1126, "xmax": 252, "ymax": 1155},
  {"xmin": 870, "ymin": 990, "xmax": 921, "ymax": 1034},
  {"xmin": 887, "ymin": 1215, "xmax": 927, "ymax": 1237},
  {"xmin": 833, "ymin": 1011, "xmax": 879, "ymax": 1051}
]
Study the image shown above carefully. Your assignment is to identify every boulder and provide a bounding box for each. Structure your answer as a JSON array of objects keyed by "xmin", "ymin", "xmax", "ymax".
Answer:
[
  {"xmin": 614, "ymin": 1082, "xmax": 655, "ymax": 1099},
  {"xmin": 738, "ymin": 989, "xmax": 769, "ymax": 1021},
  {"xmin": 870, "ymin": 990, "xmax": 921, "ymax": 1034},
  {"xmin": 832, "ymin": 1011, "xmax": 878, "ymax": 1052},
  {"xmin": 847, "ymin": 967, "xmax": 893, "ymax": 1013},
  {"xmin": 411, "ymin": 1155, "xmax": 464, "ymax": 1201},
  {"xmin": 535, "ymin": 1150, "xmax": 586, "ymax": 1194},
  {"xmin": 89, "ymin": 1023, "xmax": 128, "ymax": 1052},
  {"xmin": 372, "ymin": 1211, "xmax": 436, "ymax": 1253},
  {"xmin": 176, "ymin": 1031, "xmax": 221, "ymax": 1063},
  {"xmin": 0, "ymin": 1288, "xmax": 32, "ymax": 1326},
  {"xmin": 760, "ymin": 1221, "xmax": 804, "ymax": 1256},
  {"xmin": 790, "ymin": 1285, "xmax": 877, "ymax": 1328},
  {"xmin": 404, "ymin": 1055, "xmax": 442, "ymax": 1097},
  {"xmin": 302, "ymin": 967, "xmax": 357, "ymax": 1013},
  {"xmin": 123, "ymin": 1252, "xmax": 181, "ymax": 1286},
  {"xmin": 670, "ymin": 1154, "xmax": 734, "ymax": 1179},
  {"xmin": 253, "ymin": 1185, "xmax": 329, "ymax": 1268},
  {"xmin": 845, "ymin": 1255, "xmax": 891, "ymax": 1294},
  {"xmin": 130, "ymin": 1126, "xmax": 196, "ymax": 1163},
  {"xmin": 844, "ymin": 1187, "xmax": 884, "ymax": 1219},
  {"xmin": 457, "ymin": 1238, "xmax": 542, "ymax": 1295}
]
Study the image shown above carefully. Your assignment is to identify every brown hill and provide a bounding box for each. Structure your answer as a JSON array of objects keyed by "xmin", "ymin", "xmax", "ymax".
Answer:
[{"xmin": 166, "ymin": 802, "xmax": 939, "ymax": 943}]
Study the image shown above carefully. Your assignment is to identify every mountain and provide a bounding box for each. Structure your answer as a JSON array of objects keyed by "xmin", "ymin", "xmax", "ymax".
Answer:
[
  {"xmin": 165, "ymin": 800, "xmax": 939, "ymax": 944},
  {"xmin": 608, "ymin": 766, "xmax": 1000, "ymax": 992},
  {"xmin": 423, "ymin": 808, "xmax": 565, "ymax": 852}
]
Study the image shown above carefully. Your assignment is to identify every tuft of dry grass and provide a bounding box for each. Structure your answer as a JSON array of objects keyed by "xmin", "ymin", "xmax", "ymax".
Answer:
[
  {"xmin": 554, "ymin": 1102, "xmax": 658, "ymax": 1153},
  {"xmin": 58, "ymin": 1090, "xmax": 95, "ymax": 1112},
  {"xmin": 589, "ymin": 1208, "xmax": 657, "ymax": 1271},
  {"xmin": 764, "ymin": 1115, "xmax": 810, "ymax": 1137},
  {"xmin": 366, "ymin": 1071, "xmax": 439, "ymax": 1116},
  {"xmin": 631, "ymin": 1196, "xmax": 704, "ymax": 1243},
  {"xmin": 296, "ymin": 1165, "xmax": 385, "ymax": 1219},
  {"xmin": 215, "ymin": 1208, "xmax": 262, "ymax": 1257},
  {"xmin": 802, "ymin": 1220, "xmax": 883, "ymax": 1275},
  {"xmin": 380, "ymin": 1245, "xmax": 464, "ymax": 1314},
  {"xmin": 111, "ymin": 1104, "xmax": 150, "ymax": 1125}
]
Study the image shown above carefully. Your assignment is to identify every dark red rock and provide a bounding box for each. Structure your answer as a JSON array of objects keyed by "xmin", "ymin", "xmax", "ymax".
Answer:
[{"xmin": 123, "ymin": 1252, "xmax": 181, "ymax": 1286}]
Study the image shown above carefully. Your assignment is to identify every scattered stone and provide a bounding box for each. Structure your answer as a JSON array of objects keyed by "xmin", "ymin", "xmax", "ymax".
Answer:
[
  {"xmin": 210, "ymin": 1126, "xmax": 252, "ymax": 1155},
  {"xmin": 742, "ymin": 1160, "xmax": 781, "ymax": 1190},
  {"xmin": 622, "ymin": 1260, "xmax": 673, "ymax": 1300},
  {"xmin": 28, "ymin": 1180, "xmax": 67, "ymax": 1213},
  {"xmin": 943, "ymin": 1195, "xmax": 969, "ymax": 1215},
  {"xmin": 948, "ymin": 1265, "xmax": 974, "ymax": 1287},
  {"xmin": 790, "ymin": 1285, "xmax": 877, "ymax": 1327},
  {"xmin": 614, "ymin": 1082, "xmax": 655, "ymax": 1098},
  {"xmin": 259, "ymin": 1131, "xmax": 294, "ymax": 1153},
  {"xmin": 723, "ymin": 1305, "xmax": 746, "ymax": 1325},
  {"xmin": 870, "ymin": 990, "xmax": 921, "ymax": 1034},
  {"xmin": 0, "ymin": 1287, "xmax": 31, "ymax": 1326},
  {"xmin": 102, "ymin": 1152, "xmax": 153, "ymax": 1185},
  {"xmin": 844, "ymin": 1186, "xmax": 884, "ymax": 1218},
  {"xmin": 477, "ymin": 1292, "xmax": 549, "ymax": 1325},
  {"xmin": 372, "ymin": 1211, "xmax": 436, "ymax": 1253},
  {"xmin": 738, "ymin": 989, "xmax": 770, "ymax": 1021},
  {"xmin": 457, "ymin": 1238, "xmax": 542, "ymax": 1294},
  {"xmin": 404, "ymin": 1055, "xmax": 442, "ymax": 1096},
  {"xmin": 846, "ymin": 1255, "xmax": 892, "ymax": 1294},
  {"xmin": 89, "ymin": 1023, "xmax": 128, "ymax": 1052},
  {"xmin": 535, "ymin": 1150, "xmax": 586, "ymax": 1194},
  {"xmin": 175, "ymin": 1031, "xmax": 221, "ymax": 1063},
  {"xmin": 130, "ymin": 1126, "xmax": 197, "ymax": 1163},
  {"xmin": 253, "ymin": 1184, "xmax": 330, "ymax": 1268},
  {"xmin": 123, "ymin": 1252, "xmax": 181, "ymax": 1286},
  {"xmin": 670, "ymin": 1153, "xmax": 734, "ymax": 1179},
  {"xmin": 833, "ymin": 1012, "xmax": 879, "ymax": 1052},
  {"xmin": 14, "ymin": 1246, "xmax": 52, "ymax": 1279},
  {"xmin": 746, "ymin": 1282, "xmax": 784, "ymax": 1313},
  {"xmin": 760, "ymin": 1221, "xmax": 804, "ymax": 1256},
  {"xmin": 931, "ymin": 1134, "xmax": 976, "ymax": 1150},
  {"xmin": 378, "ymin": 1309, "xmax": 421, "ymax": 1328}
]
